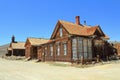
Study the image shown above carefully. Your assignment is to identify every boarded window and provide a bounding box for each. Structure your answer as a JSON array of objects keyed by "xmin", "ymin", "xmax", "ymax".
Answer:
[
  {"xmin": 63, "ymin": 43, "xmax": 67, "ymax": 55},
  {"xmin": 72, "ymin": 38, "xmax": 77, "ymax": 60}
]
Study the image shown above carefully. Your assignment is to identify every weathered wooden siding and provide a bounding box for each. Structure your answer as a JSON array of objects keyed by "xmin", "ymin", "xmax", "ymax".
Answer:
[
  {"xmin": 37, "ymin": 25, "xmax": 72, "ymax": 62},
  {"xmin": 37, "ymin": 46, "xmax": 42, "ymax": 60},
  {"xmin": 114, "ymin": 43, "xmax": 120, "ymax": 55},
  {"xmin": 25, "ymin": 41, "xmax": 31, "ymax": 58},
  {"xmin": 54, "ymin": 38, "xmax": 72, "ymax": 62},
  {"xmin": 54, "ymin": 25, "xmax": 69, "ymax": 39}
]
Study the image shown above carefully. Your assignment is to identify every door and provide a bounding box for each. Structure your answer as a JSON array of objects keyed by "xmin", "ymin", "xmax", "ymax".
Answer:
[{"xmin": 38, "ymin": 48, "xmax": 42, "ymax": 60}]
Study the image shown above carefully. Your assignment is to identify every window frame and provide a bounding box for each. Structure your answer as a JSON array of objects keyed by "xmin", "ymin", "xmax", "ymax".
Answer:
[
  {"xmin": 59, "ymin": 25, "xmax": 63, "ymax": 37},
  {"xmin": 50, "ymin": 44, "xmax": 53, "ymax": 56},
  {"xmin": 63, "ymin": 42, "xmax": 67, "ymax": 56},
  {"xmin": 72, "ymin": 38, "xmax": 77, "ymax": 60},
  {"xmin": 56, "ymin": 42, "xmax": 60, "ymax": 56}
]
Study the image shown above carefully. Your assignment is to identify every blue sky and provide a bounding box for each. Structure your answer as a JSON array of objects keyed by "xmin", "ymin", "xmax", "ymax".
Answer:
[{"xmin": 0, "ymin": 0, "xmax": 120, "ymax": 45}]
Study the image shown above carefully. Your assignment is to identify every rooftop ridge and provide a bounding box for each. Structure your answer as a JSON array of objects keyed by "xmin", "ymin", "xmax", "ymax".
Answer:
[
  {"xmin": 59, "ymin": 20, "xmax": 99, "ymax": 28},
  {"xmin": 15, "ymin": 41, "xmax": 25, "ymax": 43},
  {"xmin": 58, "ymin": 20, "xmax": 84, "ymax": 27},
  {"xmin": 27, "ymin": 37, "xmax": 49, "ymax": 40}
]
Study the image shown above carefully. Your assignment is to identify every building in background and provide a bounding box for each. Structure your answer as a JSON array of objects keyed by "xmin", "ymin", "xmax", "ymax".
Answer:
[
  {"xmin": 24, "ymin": 38, "xmax": 49, "ymax": 59},
  {"xmin": 6, "ymin": 36, "xmax": 25, "ymax": 56},
  {"xmin": 113, "ymin": 42, "xmax": 120, "ymax": 56}
]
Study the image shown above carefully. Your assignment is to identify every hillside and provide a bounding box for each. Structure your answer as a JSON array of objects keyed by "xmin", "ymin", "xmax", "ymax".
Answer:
[{"xmin": 0, "ymin": 44, "xmax": 9, "ymax": 57}]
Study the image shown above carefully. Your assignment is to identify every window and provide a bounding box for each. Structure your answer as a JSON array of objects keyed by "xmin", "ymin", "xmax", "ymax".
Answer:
[
  {"xmin": 72, "ymin": 37, "xmax": 93, "ymax": 60},
  {"xmin": 56, "ymin": 43, "xmax": 60, "ymax": 56},
  {"xmin": 60, "ymin": 26, "xmax": 63, "ymax": 37},
  {"xmin": 83, "ymin": 39, "xmax": 88, "ymax": 59},
  {"xmin": 50, "ymin": 45, "xmax": 53, "ymax": 56},
  {"xmin": 78, "ymin": 37, "xmax": 83, "ymax": 59},
  {"xmin": 88, "ymin": 39, "xmax": 92, "ymax": 59},
  {"xmin": 63, "ymin": 43, "xmax": 67, "ymax": 55},
  {"xmin": 72, "ymin": 38, "xmax": 77, "ymax": 60},
  {"xmin": 45, "ymin": 47, "xmax": 47, "ymax": 56}
]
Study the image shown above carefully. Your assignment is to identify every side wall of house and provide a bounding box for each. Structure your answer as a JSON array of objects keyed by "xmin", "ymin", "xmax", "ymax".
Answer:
[
  {"xmin": 53, "ymin": 38, "xmax": 72, "ymax": 62},
  {"xmin": 38, "ymin": 24, "xmax": 72, "ymax": 62},
  {"xmin": 39, "ymin": 38, "xmax": 72, "ymax": 62},
  {"xmin": 25, "ymin": 41, "xmax": 31, "ymax": 58}
]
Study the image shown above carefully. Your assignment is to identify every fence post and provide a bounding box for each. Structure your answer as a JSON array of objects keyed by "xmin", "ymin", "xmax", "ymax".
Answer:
[{"xmin": 81, "ymin": 56, "xmax": 84, "ymax": 65}]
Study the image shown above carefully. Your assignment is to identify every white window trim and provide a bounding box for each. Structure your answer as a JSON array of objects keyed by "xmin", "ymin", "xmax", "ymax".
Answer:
[
  {"xmin": 60, "ymin": 25, "xmax": 63, "ymax": 37},
  {"xmin": 63, "ymin": 43, "xmax": 67, "ymax": 55},
  {"xmin": 56, "ymin": 43, "xmax": 60, "ymax": 56},
  {"xmin": 50, "ymin": 44, "xmax": 53, "ymax": 56}
]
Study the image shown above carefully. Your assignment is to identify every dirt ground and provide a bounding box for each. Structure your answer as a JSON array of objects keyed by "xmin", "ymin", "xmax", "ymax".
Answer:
[{"xmin": 0, "ymin": 58, "xmax": 120, "ymax": 80}]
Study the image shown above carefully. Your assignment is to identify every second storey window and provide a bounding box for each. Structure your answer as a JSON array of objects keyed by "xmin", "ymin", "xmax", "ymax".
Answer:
[{"xmin": 60, "ymin": 26, "xmax": 63, "ymax": 37}]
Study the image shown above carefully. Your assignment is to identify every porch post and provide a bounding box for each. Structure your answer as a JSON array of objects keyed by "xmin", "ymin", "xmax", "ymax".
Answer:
[{"xmin": 12, "ymin": 49, "xmax": 13, "ymax": 56}]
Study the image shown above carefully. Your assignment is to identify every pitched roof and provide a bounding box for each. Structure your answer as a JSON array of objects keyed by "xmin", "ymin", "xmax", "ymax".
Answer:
[
  {"xmin": 27, "ymin": 38, "xmax": 49, "ymax": 46},
  {"xmin": 11, "ymin": 42, "xmax": 25, "ymax": 49},
  {"xmin": 59, "ymin": 20, "xmax": 102, "ymax": 36},
  {"xmin": 51, "ymin": 20, "xmax": 109, "ymax": 39}
]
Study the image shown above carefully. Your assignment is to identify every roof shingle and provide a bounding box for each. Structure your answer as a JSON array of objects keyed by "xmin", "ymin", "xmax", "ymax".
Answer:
[
  {"xmin": 27, "ymin": 38, "xmax": 49, "ymax": 46},
  {"xmin": 59, "ymin": 20, "xmax": 98, "ymax": 36},
  {"xmin": 11, "ymin": 42, "xmax": 25, "ymax": 49}
]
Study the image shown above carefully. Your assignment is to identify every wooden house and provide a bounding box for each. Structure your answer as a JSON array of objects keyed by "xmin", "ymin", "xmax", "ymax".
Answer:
[
  {"xmin": 113, "ymin": 42, "xmax": 120, "ymax": 56},
  {"xmin": 7, "ymin": 36, "xmax": 25, "ymax": 56},
  {"xmin": 24, "ymin": 38, "xmax": 49, "ymax": 59},
  {"xmin": 37, "ymin": 16, "xmax": 111, "ymax": 63}
]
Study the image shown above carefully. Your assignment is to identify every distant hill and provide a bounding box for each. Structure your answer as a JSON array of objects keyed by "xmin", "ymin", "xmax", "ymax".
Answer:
[
  {"xmin": 109, "ymin": 41, "xmax": 120, "ymax": 44},
  {"xmin": 0, "ymin": 44, "xmax": 9, "ymax": 57}
]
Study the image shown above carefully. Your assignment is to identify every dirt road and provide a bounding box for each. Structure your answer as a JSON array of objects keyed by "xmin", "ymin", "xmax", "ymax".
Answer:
[{"xmin": 0, "ymin": 58, "xmax": 120, "ymax": 80}]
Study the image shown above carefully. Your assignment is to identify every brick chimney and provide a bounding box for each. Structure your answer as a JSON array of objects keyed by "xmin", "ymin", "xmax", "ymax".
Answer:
[
  {"xmin": 75, "ymin": 16, "xmax": 80, "ymax": 25},
  {"xmin": 12, "ymin": 35, "xmax": 15, "ymax": 43}
]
